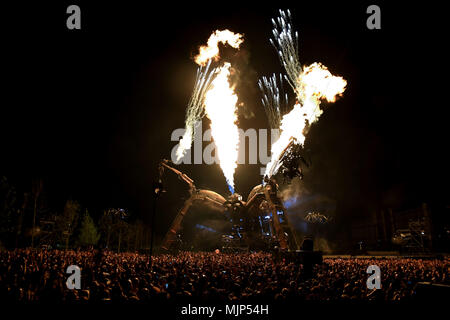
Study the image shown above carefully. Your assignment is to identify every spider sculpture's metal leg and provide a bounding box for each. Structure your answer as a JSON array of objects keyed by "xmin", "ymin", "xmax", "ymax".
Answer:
[{"xmin": 161, "ymin": 191, "xmax": 227, "ymax": 252}]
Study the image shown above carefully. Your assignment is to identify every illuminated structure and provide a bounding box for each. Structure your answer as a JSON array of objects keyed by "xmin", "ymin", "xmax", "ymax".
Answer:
[{"xmin": 158, "ymin": 160, "xmax": 299, "ymax": 252}]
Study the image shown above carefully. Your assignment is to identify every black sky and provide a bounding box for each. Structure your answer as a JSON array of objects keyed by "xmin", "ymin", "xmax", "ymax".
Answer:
[{"xmin": 1, "ymin": 1, "xmax": 447, "ymax": 238}]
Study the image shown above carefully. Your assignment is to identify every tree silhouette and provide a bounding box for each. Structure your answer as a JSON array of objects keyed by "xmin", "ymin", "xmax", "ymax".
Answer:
[
  {"xmin": 77, "ymin": 210, "xmax": 100, "ymax": 247},
  {"xmin": 31, "ymin": 178, "xmax": 43, "ymax": 248},
  {"xmin": 55, "ymin": 200, "xmax": 80, "ymax": 249},
  {"xmin": 99, "ymin": 208, "xmax": 129, "ymax": 251},
  {"xmin": 0, "ymin": 176, "xmax": 17, "ymax": 248}
]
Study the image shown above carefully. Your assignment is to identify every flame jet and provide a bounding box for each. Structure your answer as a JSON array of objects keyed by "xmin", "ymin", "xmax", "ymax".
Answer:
[
  {"xmin": 264, "ymin": 10, "xmax": 347, "ymax": 178},
  {"xmin": 176, "ymin": 30, "xmax": 243, "ymax": 192},
  {"xmin": 204, "ymin": 63, "xmax": 239, "ymax": 193}
]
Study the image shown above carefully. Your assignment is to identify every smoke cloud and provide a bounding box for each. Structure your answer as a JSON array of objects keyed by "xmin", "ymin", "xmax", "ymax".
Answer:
[{"xmin": 280, "ymin": 179, "xmax": 336, "ymax": 230}]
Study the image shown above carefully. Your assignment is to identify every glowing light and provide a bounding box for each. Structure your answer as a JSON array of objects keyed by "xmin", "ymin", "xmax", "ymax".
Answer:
[
  {"xmin": 176, "ymin": 60, "xmax": 217, "ymax": 162},
  {"xmin": 264, "ymin": 10, "xmax": 347, "ymax": 178},
  {"xmin": 258, "ymin": 73, "xmax": 289, "ymax": 129},
  {"xmin": 195, "ymin": 224, "xmax": 217, "ymax": 233},
  {"xmin": 176, "ymin": 30, "xmax": 243, "ymax": 170},
  {"xmin": 297, "ymin": 63, "xmax": 347, "ymax": 105},
  {"xmin": 204, "ymin": 63, "xmax": 239, "ymax": 193},
  {"xmin": 265, "ymin": 64, "xmax": 346, "ymax": 177},
  {"xmin": 195, "ymin": 30, "xmax": 244, "ymax": 66}
]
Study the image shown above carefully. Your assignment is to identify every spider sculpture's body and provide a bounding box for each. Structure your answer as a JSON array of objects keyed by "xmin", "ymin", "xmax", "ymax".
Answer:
[{"xmin": 158, "ymin": 160, "xmax": 299, "ymax": 252}]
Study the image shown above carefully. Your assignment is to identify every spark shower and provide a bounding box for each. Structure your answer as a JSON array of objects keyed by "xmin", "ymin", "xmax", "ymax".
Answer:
[{"xmin": 172, "ymin": 9, "xmax": 347, "ymax": 194}]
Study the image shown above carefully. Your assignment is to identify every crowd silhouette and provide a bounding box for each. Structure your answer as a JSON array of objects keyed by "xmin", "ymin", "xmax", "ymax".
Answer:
[{"xmin": 0, "ymin": 249, "xmax": 448, "ymax": 302}]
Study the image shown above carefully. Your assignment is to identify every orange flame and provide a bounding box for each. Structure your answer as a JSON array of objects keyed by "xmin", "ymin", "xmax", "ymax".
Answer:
[
  {"xmin": 297, "ymin": 63, "xmax": 347, "ymax": 104},
  {"xmin": 195, "ymin": 30, "xmax": 244, "ymax": 66},
  {"xmin": 265, "ymin": 63, "xmax": 347, "ymax": 177}
]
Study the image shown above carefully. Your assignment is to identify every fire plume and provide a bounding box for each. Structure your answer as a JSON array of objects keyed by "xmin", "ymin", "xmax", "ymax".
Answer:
[
  {"xmin": 265, "ymin": 63, "xmax": 347, "ymax": 177},
  {"xmin": 297, "ymin": 63, "xmax": 347, "ymax": 105},
  {"xmin": 195, "ymin": 30, "xmax": 244, "ymax": 66},
  {"xmin": 204, "ymin": 63, "xmax": 239, "ymax": 193}
]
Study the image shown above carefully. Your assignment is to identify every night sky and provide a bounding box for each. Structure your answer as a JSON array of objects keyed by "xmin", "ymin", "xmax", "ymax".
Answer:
[{"xmin": 1, "ymin": 2, "xmax": 447, "ymax": 239}]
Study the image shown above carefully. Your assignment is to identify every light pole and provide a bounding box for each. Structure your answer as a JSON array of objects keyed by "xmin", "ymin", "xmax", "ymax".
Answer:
[{"xmin": 150, "ymin": 180, "xmax": 163, "ymax": 265}]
